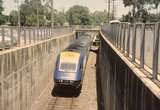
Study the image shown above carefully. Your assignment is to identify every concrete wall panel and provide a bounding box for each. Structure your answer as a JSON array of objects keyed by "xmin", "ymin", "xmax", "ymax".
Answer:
[
  {"xmin": 98, "ymin": 36, "xmax": 160, "ymax": 110},
  {"xmin": 0, "ymin": 33, "xmax": 74, "ymax": 110}
]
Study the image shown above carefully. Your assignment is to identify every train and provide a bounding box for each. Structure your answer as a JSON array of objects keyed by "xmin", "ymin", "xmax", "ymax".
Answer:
[{"xmin": 53, "ymin": 33, "xmax": 92, "ymax": 91}]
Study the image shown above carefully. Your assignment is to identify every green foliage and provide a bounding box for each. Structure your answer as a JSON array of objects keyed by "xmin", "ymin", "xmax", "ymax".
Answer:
[
  {"xmin": 66, "ymin": 5, "xmax": 92, "ymax": 25},
  {"xmin": 123, "ymin": 0, "xmax": 160, "ymax": 8},
  {"xmin": 26, "ymin": 14, "xmax": 36, "ymax": 26},
  {"xmin": 0, "ymin": 15, "xmax": 7, "ymax": 25},
  {"xmin": 122, "ymin": 0, "xmax": 160, "ymax": 22},
  {"xmin": 9, "ymin": 3, "xmax": 108, "ymax": 26},
  {"xmin": 9, "ymin": 0, "xmax": 48, "ymax": 26},
  {"xmin": 54, "ymin": 11, "xmax": 66, "ymax": 26},
  {"xmin": 9, "ymin": 11, "xmax": 18, "ymax": 26},
  {"xmin": 91, "ymin": 10, "xmax": 108, "ymax": 25},
  {"xmin": 0, "ymin": 0, "xmax": 3, "ymax": 14},
  {"xmin": 0, "ymin": 0, "xmax": 7, "ymax": 25}
]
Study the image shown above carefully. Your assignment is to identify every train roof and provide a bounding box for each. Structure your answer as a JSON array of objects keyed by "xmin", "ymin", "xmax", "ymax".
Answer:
[{"xmin": 65, "ymin": 34, "xmax": 91, "ymax": 52}]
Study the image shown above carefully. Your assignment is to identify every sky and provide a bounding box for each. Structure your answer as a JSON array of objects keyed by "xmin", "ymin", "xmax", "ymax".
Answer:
[{"xmin": 3, "ymin": 0, "xmax": 131, "ymax": 17}]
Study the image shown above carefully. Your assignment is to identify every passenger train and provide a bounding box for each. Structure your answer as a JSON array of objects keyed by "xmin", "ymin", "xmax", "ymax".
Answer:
[{"xmin": 54, "ymin": 33, "xmax": 92, "ymax": 91}]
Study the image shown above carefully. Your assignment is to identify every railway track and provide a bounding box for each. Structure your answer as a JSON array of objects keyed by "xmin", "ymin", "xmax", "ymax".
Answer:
[
  {"xmin": 45, "ymin": 96, "xmax": 78, "ymax": 110},
  {"xmin": 31, "ymin": 52, "xmax": 98, "ymax": 110}
]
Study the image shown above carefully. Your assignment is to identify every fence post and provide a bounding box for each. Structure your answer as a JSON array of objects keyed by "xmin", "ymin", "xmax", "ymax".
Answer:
[
  {"xmin": 1, "ymin": 27, "xmax": 5, "ymax": 49},
  {"xmin": 118, "ymin": 23, "xmax": 122, "ymax": 49},
  {"xmin": 33, "ymin": 28, "xmax": 36, "ymax": 43},
  {"xmin": 29, "ymin": 28, "xmax": 31, "ymax": 44},
  {"xmin": 49, "ymin": 28, "xmax": 52, "ymax": 38},
  {"xmin": 40, "ymin": 28, "xmax": 42, "ymax": 40},
  {"xmin": 37, "ymin": 27, "xmax": 39, "ymax": 41},
  {"xmin": 43, "ymin": 28, "xmax": 45, "ymax": 40},
  {"xmin": 10, "ymin": 27, "xmax": 14, "ymax": 47},
  {"xmin": 120, "ymin": 24, "xmax": 123, "ymax": 50},
  {"xmin": 140, "ymin": 24, "xmax": 145, "ymax": 68},
  {"xmin": 47, "ymin": 27, "xmax": 49, "ymax": 39},
  {"xmin": 1, "ymin": 55, "xmax": 4, "ymax": 110},
  {"xmin": 46, "ymin": 28, "xmax": 48, "ymax": 39},
  {"xmin": 18, "ymin": 26, "xmax": 21, "ymax": 46},
  {"xmin": 122, "ymin": 23, "xmax": 126, "ymax": 53},
  {"xmin": 24, "ymin": 28, "xmax": 26, "ymax": 45},
  {"xmin": 152, "ymin": 23, "xmax": 159, "ymax": 79},
  {"xmin": 115, "ymin": 24, "xmax": 119, "ymax": 47},
  {"xmin": 43, "ymin": 28, "xmax": 46, "ymax": 40},
  {"xmin": 111, "ymin": 24, "xmax": 115, "ymax": 44},
  {"xmin": 126, "ymin": 23, "xmax": 131, "ymax": 57},
  {"xmin": 113, "ymin": 24, "xmax": 117, "ymax": 45},
  {"xmin": 49, "ymin": 28, "xmax": 51, "ymax": 38},
  {"xmin": 131, "ymin": 24, "xmax": 137, "ymax": 62}
]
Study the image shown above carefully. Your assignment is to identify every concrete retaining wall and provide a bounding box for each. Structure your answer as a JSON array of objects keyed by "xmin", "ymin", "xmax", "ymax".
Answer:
[
  {"xmin": 0, "ymin": 33, "xmax": 74, "ymax": 110},
  {"xmin": 98, "ymin": 36, "xmax": 160, "ymax": 110}
]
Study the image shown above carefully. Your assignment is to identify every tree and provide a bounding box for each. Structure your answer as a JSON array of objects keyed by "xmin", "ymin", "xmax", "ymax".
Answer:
[
  {"xmin": 66, "ymin": 5, "xmax": 92, "ymax": 25},
  {"xmin": 122, "ymin": 0, "xmax": 160, "ymax": 22},
  {"xmin": 20, "ymin": 3, "xmax": 33, "ymax": 26},
  {"xmin": 0, "ymin": 0, "xmax": 6, "ymax": 25},
  {"xmin": 0, "ymin": 0, "xmax": 3, "ymax": 15},
  {"xmin": 91, "ymin": 10, "xmax": 108, "ymax": 25},
  {"xmin": 9, "ymin": 11, "xmax": 18, "ymax": 26},
  {"xmin": 9, "ymin": 0, "xmax": 49, "ymax": 26},
  {"xmin": 54, "ymin": 10, "xmax": 66, "ymax": 26}
]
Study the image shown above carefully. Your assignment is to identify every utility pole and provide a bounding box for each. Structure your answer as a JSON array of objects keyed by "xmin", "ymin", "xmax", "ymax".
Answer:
[
  {"xmin": 108, "ymin": 0, "xmax": 111, "ymax": 23},
  {"xmin": 36, "ymin": 0, "xmax": 39, "ymax": 27},
  {"xmin": 15, "ymin": 0, "xmax": 21, "ymax": 26},
  {"xmin": 51, "ymin": 0, "xmax": 54, "ymax": 28},
  {"xmin": 18, "ymin": 1, "xmax": 20, "ymax": 27},
  {"xmin": 112, "ymin": 0, "xmax": 115, "ymax": 20}
]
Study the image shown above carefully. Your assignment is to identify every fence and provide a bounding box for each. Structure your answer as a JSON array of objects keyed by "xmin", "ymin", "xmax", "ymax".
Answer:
[
  {"xmin": 0, "ymin": 33, "xmax": 74, "ymax": 110},
  {"xmin": 0, "ymin": 26, "xmax": 73, "ymax": 50},
  {"xmin": 101, "ymin": 22, "xmax": 160, "ymax": 81},
  {"xmin": 72, "ymin": 25, "xmax": 100, "ymax": 30}
]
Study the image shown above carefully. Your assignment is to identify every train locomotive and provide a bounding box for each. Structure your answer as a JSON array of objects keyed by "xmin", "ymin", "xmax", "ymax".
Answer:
[{"xmin": 54, "ymin": 33, "xmax": 92, "ymax": 91}]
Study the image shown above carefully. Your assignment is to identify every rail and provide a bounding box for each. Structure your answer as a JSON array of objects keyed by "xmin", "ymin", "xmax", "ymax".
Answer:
[
  {"xmin": 101, "ymin": 22, "xmax": 160, "ymax": 81},
  {"xmin": 0, "ymin": 26, "xmax": 73, "ymax": 50},
  {"xmin": 0, "ymin": 25, "xmax": 100, "ymax": 50},
  {"xmin": 72, "ymin": 25, "xmax": 100, "ymax": 30}
]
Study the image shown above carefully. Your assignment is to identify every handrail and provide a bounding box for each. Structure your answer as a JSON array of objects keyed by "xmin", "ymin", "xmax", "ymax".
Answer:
[
  {"xmin": 101, "ymin": 22, "xmax": 160, "ymax": 81},
  {"xmin": 0, "ymin": 26, "xmax": 73, "ymax": 50}
]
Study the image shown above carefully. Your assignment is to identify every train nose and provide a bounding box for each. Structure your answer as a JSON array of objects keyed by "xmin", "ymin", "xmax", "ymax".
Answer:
[
  {"xmin": 56, "ymin": 72, "xmax": 77, "ymax": 80},
  {"xmin": 55, "ymin": 79, "xmax": 81, "ymax": 87}
]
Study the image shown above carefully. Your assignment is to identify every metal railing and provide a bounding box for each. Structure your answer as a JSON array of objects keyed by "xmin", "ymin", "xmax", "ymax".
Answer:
[
  {"xmin": 72, "ymin": 25, "xmax": 100, "ymax": 31},
  {"xmin": 0, "ymin": 26, "xmax": 73, "ymax": 50},
  {"xmin": 0, "ymin": 25, "xmax": 100, "ymax": 51},
  {"xmin": 101, "ymin": 22, "xmax": 160, "ymax": 80},
  {"xmin": 0, "ymin": 34, "xmax": 74, "ymax": 110}
]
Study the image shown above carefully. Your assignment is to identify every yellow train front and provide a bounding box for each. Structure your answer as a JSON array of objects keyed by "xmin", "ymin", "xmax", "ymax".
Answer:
[
  {"xmin": 54, "ymin": 51, "xmax": 84, "ymax": 89},
  {"xmin": 54, "ymin": 33, "xmax": 91, "ymax": 91}
]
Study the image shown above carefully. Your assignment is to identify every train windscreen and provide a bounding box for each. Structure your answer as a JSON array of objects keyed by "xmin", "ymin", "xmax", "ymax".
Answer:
[
  {"xmin": 59, "ymin": 51, "xmax": 80, "ymax": 73},
  {"xmin": 60, "ymin": 63, "xmax": 77, "ymax": 72}
]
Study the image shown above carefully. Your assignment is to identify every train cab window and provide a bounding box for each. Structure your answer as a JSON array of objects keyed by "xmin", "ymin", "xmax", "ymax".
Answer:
[{"xmin": 59, "ymin": 63, "xmax": 77, "ymax": 72}]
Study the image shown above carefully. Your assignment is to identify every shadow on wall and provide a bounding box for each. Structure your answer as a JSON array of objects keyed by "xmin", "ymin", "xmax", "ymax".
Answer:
[
  {"xmin": 96, "ymin": 48, "xmax": 105, "ymax": 110},
  {"xmin": 97, "ymin": 36, "xmax": 160, "ymax": 110}
]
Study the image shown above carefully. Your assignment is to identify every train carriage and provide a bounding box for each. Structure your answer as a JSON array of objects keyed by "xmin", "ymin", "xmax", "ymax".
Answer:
[{"xmin": 54, "ymin": 33, "xmax": 92, "ymax": 91}]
